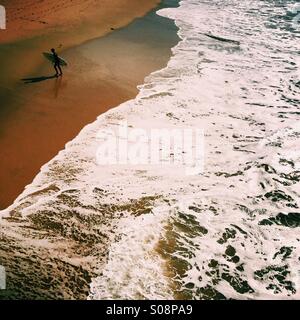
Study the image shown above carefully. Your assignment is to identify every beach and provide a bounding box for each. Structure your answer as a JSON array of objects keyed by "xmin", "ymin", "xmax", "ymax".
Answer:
[
  {"xmin": 0, "ymin": 0, "xmax": 179, "ymax": 299},
  {"xmin": 0, "ymin": 0, "xmax": 178, "ymax": 209},
  {"xmin": 1, "ymin": 0, "xmax": 299, "ymax": 301}
]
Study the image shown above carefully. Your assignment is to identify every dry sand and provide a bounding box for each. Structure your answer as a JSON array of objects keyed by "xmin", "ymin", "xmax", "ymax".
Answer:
[{"xmin": 0, "ymin": 0, "xmax": 160, "ymax": 44}]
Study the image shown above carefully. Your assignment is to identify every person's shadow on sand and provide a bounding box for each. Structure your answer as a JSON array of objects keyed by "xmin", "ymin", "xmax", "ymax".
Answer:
[{"xmin": 21, "ymin": 75, "xmax": 57, "ymax": 84}]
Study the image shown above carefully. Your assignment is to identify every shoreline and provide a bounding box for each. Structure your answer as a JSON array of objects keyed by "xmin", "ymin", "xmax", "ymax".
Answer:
[
  {"xmin": 0, "ymin": 0, "xmax": 179, "ymax": 210},
  {"xmin": 0, "ymin": 0, "xmax": 180, "ymax": 299}
]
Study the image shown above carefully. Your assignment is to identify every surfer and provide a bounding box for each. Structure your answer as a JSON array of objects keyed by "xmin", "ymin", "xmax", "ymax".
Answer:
[{"xmin": 51, "ymin": 48, "xmax": 63, "ymax": 77}]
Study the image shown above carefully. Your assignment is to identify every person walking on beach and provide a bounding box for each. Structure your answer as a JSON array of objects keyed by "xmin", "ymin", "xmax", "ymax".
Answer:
[{"xmin": 51, "ymin": 48, "xmax": 63, "ymax": 77}]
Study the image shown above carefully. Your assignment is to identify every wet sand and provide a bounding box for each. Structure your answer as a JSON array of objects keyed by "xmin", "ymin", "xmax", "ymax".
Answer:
[{"xmin": 0, "ymin": 0, "xmax": 179, "ymax": 209}]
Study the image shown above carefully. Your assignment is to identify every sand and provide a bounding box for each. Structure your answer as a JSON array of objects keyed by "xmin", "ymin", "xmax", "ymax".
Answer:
[
  {"xmin": 0, "ymin": 0, "xmax": 160, "ymax": 44},
  {"xmin": 0, "ymin": 0, "xmax": 179, "ymax": 209}
]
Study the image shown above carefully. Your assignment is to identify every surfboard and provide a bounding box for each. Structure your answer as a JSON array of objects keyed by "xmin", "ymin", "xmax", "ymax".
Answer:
[{"xmin": 43, "ymin": 52, "xmax": 68, "ymax": 66}]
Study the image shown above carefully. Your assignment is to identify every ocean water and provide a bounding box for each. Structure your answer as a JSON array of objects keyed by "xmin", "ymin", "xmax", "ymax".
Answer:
[{"xmin": 1, "ymin": 0, "xmax": 300, "ymax": 299}]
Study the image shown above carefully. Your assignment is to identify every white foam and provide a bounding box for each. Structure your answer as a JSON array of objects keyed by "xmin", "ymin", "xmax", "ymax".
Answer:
[{"xmin": 88, "ymin": 205, "xmax": 173, "ymax": 300}]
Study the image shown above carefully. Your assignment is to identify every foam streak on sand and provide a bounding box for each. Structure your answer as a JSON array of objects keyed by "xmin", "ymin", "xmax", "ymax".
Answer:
[{"xmin": 1, "ymin": 0, "xmax": 300, "ymax": 299}]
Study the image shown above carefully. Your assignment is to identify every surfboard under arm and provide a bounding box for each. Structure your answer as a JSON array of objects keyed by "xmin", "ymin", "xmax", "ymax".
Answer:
[{"xmin": 43, "ymin": 52, "xmax": 68, "ymax": 66}]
